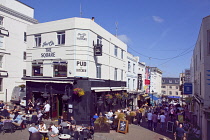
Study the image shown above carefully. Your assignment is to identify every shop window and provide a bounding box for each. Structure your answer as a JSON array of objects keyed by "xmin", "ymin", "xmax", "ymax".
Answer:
[
  {"xmin": 114, "ymin": 68, "xmax": 117, "ymax": 80},
  {"xmin": 35, "ymin": 34, "xmax": 41, "ymax": 47},
  {"xmin": 57, "ymin": 31, "xmax": 65, "ymax": 45},
  {"xmin": 32, "ymin": 62, "xmax": 43, "ymax": 76},
  {"xmin": 53, "ymin": 62, "xmax": 67, "ymax": 77},
  {"xmin": 96, "ymin": 64, "xmax": 101, "ymax": 78}
]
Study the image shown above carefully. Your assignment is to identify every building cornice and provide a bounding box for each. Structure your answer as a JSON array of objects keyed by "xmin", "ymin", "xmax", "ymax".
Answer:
[{"xmin": 0, "ymin": 4, "xmax": 38, "ymax": 24}]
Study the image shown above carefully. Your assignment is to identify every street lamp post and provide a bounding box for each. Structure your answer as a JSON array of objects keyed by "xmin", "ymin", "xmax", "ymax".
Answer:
[{"xmin": 62, "ymin": 85, "xmax": 71, "ymax": 101}]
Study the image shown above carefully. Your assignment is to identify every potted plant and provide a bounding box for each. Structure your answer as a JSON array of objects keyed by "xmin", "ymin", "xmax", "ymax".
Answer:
[
  {"xmin": 105, "ymin": 94, "xmax": 113, "ymax": 104},
  {"xmin": 122, "ymin": 92, "xmax": 128, "ymax": 100},
  {"xmin": 115, "ymin": 93, "xmax": 122, "ymax": 99},
  {"xmin": 73, "ymin": 88, "xmax": 85, "ymax": 97},
  {"xmin": 94, "ymin": 116, "xmax": 110, "ymax": 133},
  {"xmin": 19, "ymin": 84, "xmax": 25, "ymax": 92}
]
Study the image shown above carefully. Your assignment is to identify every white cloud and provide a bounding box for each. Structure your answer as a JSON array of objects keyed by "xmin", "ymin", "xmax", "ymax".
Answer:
[
  {"xmin": 152, "ymin": 16, "xmax": 164, "ymax": 23},
  {"xmin": 117, "ymin": 34, "xmax": 131, "ymax": 44}
]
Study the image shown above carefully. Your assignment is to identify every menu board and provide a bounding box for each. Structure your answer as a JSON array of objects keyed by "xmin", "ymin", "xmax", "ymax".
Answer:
[{"xmin": 117, "ymin": 120, "xmax": 128, "ymax": 134}]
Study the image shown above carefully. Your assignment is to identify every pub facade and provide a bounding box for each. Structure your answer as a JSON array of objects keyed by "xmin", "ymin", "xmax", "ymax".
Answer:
[{"xmin": 23, "ymin": 17, "xmax": 127, "ymax": 124}]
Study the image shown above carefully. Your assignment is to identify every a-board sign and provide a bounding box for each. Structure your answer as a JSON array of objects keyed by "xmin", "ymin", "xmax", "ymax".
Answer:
[
  {"xmin": 178, "ymin": 115, "xmax": 184, "ymax": 123},
  {"xmin": 117, "ymin": 119, "xmax": 129, "ymax": 134},
  {"xmin": 166, "ymin": 121, "xmax": 174, "ymax": 133}
]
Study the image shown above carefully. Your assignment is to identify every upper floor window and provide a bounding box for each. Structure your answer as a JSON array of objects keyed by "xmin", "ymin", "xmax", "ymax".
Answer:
[
  {"xmin": 32, "ymin": 61, "xmax": 43, "ymax": 76},
  {"xmin": 23, "ymin": 69, "xmax": 26, "ymax": 77},
  {"xmin": 133, "ymin": 64, "xmax": 135, "ymax": 73},
  {"xmin": 35, "ymin": 34, "xmax": 41, "ymax": 47},
  {"xmin": 0, "ymin": 56, "xmax": 3, "ymax": 68},
  {"xmin": 23, "ymin": 52, "xmax": 26, "ymax": 60},
  {"xmin": 121, "ymin": 49, "xmax": 123, "ymax": 59},
  {"xmin": 161, "ymin": 86, "xmax": 166, "ymax": 88},
  {"xmin": 114, "ymin": 68, "xmax": 117, "ymax": 80},
  {"xmin": 0, "ymin": 16, "xmax": 3, "ymax": 25},
  {"xmin": 53, "ymin": 61, "xmax": 67, "ymax": 77},
  {"xmin": 162, "ymin": 90, "xmax": 166, "ymax": 94},
  {"xmin": 169, "ymin": 86, "xmax": 172, "ymax": 89},
  {"xmin": 169, "ymin": 91, "xmax": 172, "ymax": 95},
  {"xmin": 128, "ymin": 61, "xmax": 131, "ymax": 72},
  {"xmin": 0, "ymin": 78, "xmax": 2, "ymax": 91},
  {"xmin": 169, "ymin": 80, "xmax": 172, "ymax": 83},
  {"xmin": 57, "ymin": 32, "xmax": 65, "ymax": 45},
  {"xmin": 176, "ymin": 86, "xmax": 179, "ymax": 89},
  {"xmin": 176, "ymin": 92, "xmax": 178, "ymax": 95},
  {"xmin": 24, "ymin": 32, "xmax": 27, "ymax": 42},
  {"xmin": 0, "ymin": 36, "xmax": 3, "ymax": 48},
  {"xmin": 96, "ymin": 64, "xmax": 101, "ymax": 78},
  {"xmin": 114, "ymin": 46, "xmax": 118, "ymax": 57},
  {"xmin": 121, "ymin": 70, "xmax": 123, "ymax": 81},
  {"xmin": 162, "ymin": 79, "xmax": 165, "ymax": 83},
  {"xmin": 128, "ymin": 78, "xmax": 130, "ymax": 89},
  {"xmin": 133, "ymin": 79, "xmax": 135, "ymax": 90},
  {"xmin": 175, "ymin": 80, "xmax": 179, "ymax": 83},
  {"xmin": 97, "ymin": 36, "xmax": 102, "ymax": 45}
]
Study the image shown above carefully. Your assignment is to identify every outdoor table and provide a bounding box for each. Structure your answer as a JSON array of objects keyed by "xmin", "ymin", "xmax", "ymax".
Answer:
[
  {"xmin": 39, "ymin": 130, "xmax": 48, "ymax": 140},
  {"xmin": 106, "ymin": 120, "xmax": 113, "ymax": 124},
  {"xmin": 59, "ymin": 134, "xmax": 71, "ymax": 140}
]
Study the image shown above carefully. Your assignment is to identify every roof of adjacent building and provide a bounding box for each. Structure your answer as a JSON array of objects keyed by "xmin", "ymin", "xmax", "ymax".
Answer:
[{"xmin": 162, "ymin": 77, "xmax": 180, "ymax": 84}]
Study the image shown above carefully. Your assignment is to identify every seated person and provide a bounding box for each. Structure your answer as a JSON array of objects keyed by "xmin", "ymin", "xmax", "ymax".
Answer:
[
  {"xmin": 31, "ymin": 112, "xmax": 38, "ymax": 125},
  {"xmin": 47, "ymin": 127, "xmax": 59, "ymax": 140},
  {"xmin": 2, "ymin": 107, "xmax": 9, "ymax": 118},
  {"xmin": 50, "ymin": 122, "xmax": 59, "ymax": 135},
  {"xmin": 3, "ymin": 116, "xmax": 12, "ymax": 124},
  {"xmin": 38, "ymin": 121, "xmax": 46, "ymax": 131},
  {"xmin": 9, "ymin": 111, "xmax": 15, "ymax": 120},
  {"xmin": 13, "ymin": 112, "xmax": 22, "ymax": 122},
  {"xmin": 28, "ymin": 123, "xmax": 39, "ymax": 133}
]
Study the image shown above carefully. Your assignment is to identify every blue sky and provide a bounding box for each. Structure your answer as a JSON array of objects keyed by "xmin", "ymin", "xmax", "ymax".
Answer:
[{"xmin": 19, "ymin": 0, "xmax": 210, "ymax": 77}]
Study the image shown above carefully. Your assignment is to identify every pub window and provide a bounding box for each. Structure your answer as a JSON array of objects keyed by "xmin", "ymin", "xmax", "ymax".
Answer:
[
  {"xmin": 0, "ymin": 55, "xmax": 3, "ymax": 68},
  {"xmin": 57, "ymin": 31, "xmax": 65, "ymax": 45},
  {"xmin": 121, "ymin": 70, "xmax": 123, "ymax": 81},
  {"xmin": 32, "ymin": 62, "xmax": 43, "ymax": 76},
  {"xmin": 35, "ymin": 34, "xmax": 41, "ymax": 47},
  {"xmin": 114, "ymin": 46, "xmax": 118, "ymax": 57},
  {"xmin": 0, "ymin": 36, "xmax": 3, "ymax": 48},
  {"xmin": 23, "ymin": 51, "xmax": 26, "ymax": 60},
  {"xmin": 114, "ymin": 68, "xmax": 117, "ymax": 80},
  {"xmin": 128, "ymin": 78, "xmax": 130, "ymax": 89},
  {"xmin": 0, "ymin": 16, "xmax": 3, "ymax": 25},
  {"xmin": 0, "ymin": 78, "xmax": 2, "ymax": 91},
  {"xmin": 53, "ymin": 62, "xmax": 67, "ymax": 77},
  {"xmin": 128, "ymin": 61, "xmax": 131, "ymax": 72},
  {"xmin": 97, "ymin": 35, "xmax": 102, "ymax": 45},
  {"xmin": 96, "ymin": 64, "xmax": 101, "ymax": 78},
  {"xmin": 23, "ymin": 69, "xmax": 26, "ymax": 77},
  {"xmin": 24, "ymin": 32, "xmax": 27, "ymax": 42}
]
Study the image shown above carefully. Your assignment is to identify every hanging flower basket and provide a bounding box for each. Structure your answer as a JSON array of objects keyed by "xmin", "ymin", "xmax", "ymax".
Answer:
[
  {"xmin": 105, "ymin": 94, "xmax": 113, "ymax": 99},
  {"xmin": 19, "ymin": 84, "xmax": 25, "ymax": 88},
  {"xmin": 115, "ymin": 93, "xmax": 122, "ymax": 99},
  {"xmin": 73, "ymin": 88, "xmax": 85, "ymax": 97},
  {"xmin": 122, "ymin": 92, "xmax": 128, "ymax": 98}
]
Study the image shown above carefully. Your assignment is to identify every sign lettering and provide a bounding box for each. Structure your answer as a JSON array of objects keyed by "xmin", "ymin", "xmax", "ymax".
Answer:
[
  {"xmin": 77, "ymin": 33, "xmax": 87, "ymax": 41},
  {"xmin": 42, "ymin": 41, "xmax": 54, "ymax": 47},
  {"xmin": 41, "ymin": 48, "xmax": 55, "ymax": 58}
]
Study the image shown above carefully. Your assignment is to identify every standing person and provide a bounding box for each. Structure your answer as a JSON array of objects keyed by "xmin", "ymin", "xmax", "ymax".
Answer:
[
  {"xmin": 70, "ymin": 116, "xmax": 76, "ymax": 126},
  {"xmin": 136, "ymin": 110, "xmax": 142, "ymax": 126},
  {"xmin": 152, "ymin": 112, "xmax": 158, "ymax": 131},
  {"xmin": 147, "ymin": 111, "xmax": 153, "ymax": 129},
  {"xmin": 160, "ymin": 112, "xmax": 166, "ymax": 131},
  {"xmin": 43, "ymin": 100, "xmax": 50, "ymax": 119},
  {"xmin": 174, "ymin": 123, "xmax": 186, "ymax": 140},
  {"xmin": 0, "ymin": 100, "xmax": 4, "ymax": 109}
]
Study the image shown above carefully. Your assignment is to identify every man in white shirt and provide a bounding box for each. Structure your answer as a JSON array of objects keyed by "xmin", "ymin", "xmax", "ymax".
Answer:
[
  {"xmin": 160, "ymin": 113, "xmax": 166, "ymax": 131},
  {"xmin": 44, "ymin": 100, "xmax": 50, "ymax": 119},
  {"xmin": 107, "ymin": 110, "xmax": 113, "ymax": 120},
  {"xmin": 147, "ymin": 111, "xmax": 153, "ymax": 129}
]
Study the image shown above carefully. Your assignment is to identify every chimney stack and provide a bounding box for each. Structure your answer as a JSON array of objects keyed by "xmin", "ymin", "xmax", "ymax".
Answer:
[{"xmin": 92, "ymin": 17, "xmax": 95, "ymax": 21}]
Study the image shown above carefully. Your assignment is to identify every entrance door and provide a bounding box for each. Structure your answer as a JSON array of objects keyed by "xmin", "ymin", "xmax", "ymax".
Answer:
[
  {"xmin": 51, "ymin": 95, "xmax": 58, "ymax": 119},
  {"xmin": 208, "ymin": 121, "xmax": 210, "ymax": 140}
]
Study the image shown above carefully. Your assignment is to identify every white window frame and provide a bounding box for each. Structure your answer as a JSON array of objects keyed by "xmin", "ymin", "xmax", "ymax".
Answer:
[
  {"xmin": 57, "ymin": 31, "xmax": 65, "ymax": 45},
  {"xmin": 35, "ymin": 35, "xmax": 41, "ymax": 47},
  {"xmin": 96, "ymin": 64, "xmax": 101, "ymax": 78}
]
